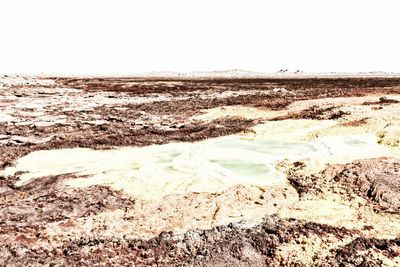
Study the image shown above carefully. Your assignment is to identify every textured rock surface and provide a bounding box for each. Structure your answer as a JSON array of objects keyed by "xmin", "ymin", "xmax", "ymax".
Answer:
[
  {"xmin": 0, "ymin": 216, "xmax": 359, "ymax": 266},
  {"xmin": 0, "ymin": 174, "xmax": 135, "ymax": 227},
  {"xmin": 324, "ymin": 158, "xmax": 400, "ymax": 214}
]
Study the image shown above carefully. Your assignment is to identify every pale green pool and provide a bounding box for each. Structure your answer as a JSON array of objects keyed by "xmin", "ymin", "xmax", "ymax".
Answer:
[{"xmin": 0, "ymin": 133, "xmax": 386, "ymax": 200}]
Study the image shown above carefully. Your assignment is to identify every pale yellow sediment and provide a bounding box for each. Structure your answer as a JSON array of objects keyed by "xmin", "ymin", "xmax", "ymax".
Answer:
[
  {"xmin": 191, "ymin": 105, "xmax": 286, "ymax": 121},
  {"xmin": 276, "ymin": 234, "xmax": 354, "ymax": 266},
  {"xmin": 279, "ymin": 195, "xmax": 400, "ymax": 239},
  {"xmin": 38, "ymin": 183, "xmax": 299, "ymax": 247},
  {"xmin": 244, "ymin": 119, "xmax": 336, "ymax": 141}
]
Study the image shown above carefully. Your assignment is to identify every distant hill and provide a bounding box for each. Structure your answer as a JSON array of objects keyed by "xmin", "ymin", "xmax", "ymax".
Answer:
[{"xmin": 136, "ymin": 70, "xmax": 400, "ymax": 78}]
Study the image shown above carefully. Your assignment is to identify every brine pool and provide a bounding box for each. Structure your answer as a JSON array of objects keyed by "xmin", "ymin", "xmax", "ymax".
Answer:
[{"xmin": 1, "ymin": 134, "xmax": 387, "ymax": 200}]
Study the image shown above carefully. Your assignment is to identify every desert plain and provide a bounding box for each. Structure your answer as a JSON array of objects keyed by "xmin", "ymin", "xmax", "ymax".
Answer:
[{"xmin": 1, "ymin": 74, "xmax": 400, "ymax": 266}]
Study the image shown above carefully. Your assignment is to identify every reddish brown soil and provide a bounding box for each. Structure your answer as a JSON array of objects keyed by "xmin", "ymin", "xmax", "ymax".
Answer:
[
  {"xmin": 1, "ymin": 215, "xmax": 359, "ymax": 266},
  {"xmin": 362, "ymin": 96, "xmax": 400, "ymax": 105},
  {"xmin": 46, "ymin": 77, "xmax": 400, "ymax": 95}
]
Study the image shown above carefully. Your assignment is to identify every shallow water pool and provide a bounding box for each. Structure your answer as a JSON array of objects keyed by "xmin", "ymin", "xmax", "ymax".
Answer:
[{"xmin": 0, "ymin": 134, "xmax": 385, "ymax": 200}]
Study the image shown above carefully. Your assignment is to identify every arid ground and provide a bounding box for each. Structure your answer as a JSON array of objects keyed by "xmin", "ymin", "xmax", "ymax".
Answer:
[{"xmin": 1, "ymin": 75, "xmax": 400, "ymax": 266}]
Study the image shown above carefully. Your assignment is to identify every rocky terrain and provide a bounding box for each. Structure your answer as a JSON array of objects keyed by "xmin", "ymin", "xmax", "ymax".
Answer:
[{"xmin": 1, "ymin": 75, "xmax": 400, "ymax": 266}]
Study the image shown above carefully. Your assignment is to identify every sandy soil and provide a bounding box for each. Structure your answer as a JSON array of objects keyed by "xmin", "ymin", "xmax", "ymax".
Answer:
[{"xmin": 1, "ymin": 75, "xmax": 400, "ymax": 266}]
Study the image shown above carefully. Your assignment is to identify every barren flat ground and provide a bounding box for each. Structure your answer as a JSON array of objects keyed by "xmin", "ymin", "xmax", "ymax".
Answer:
[{"xmin": 2, "ymin": 75, "xmax": 400, "ymax": 266}]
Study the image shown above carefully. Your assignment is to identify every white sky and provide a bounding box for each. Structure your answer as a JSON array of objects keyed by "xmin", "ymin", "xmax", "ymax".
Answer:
[{"xmin": 0, "ymin": 0, "xmax": 399, "ymax": 74}]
